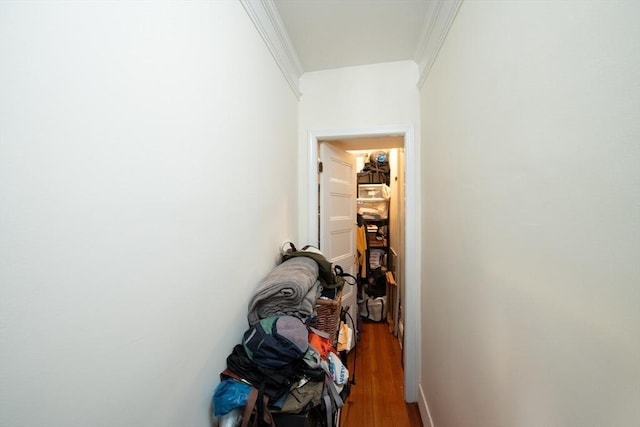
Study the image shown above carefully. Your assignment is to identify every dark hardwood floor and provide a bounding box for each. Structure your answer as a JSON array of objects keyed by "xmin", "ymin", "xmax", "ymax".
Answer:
[{"xmin": 340, "ymin": 321, "xmax": 422, "ymax": 426}]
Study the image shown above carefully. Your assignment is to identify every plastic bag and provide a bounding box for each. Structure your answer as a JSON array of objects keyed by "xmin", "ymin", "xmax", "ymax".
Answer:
[
  {"xmin": 213, "ymin": 378, "xmax": 252, "ymax": 417},
  {"xmin": 219, "ymin": 407, "xmax": 242, "ymax": 427},
  {"xmin": 327, "ymin": 352, "xmax": 349, "ymax": 385}
]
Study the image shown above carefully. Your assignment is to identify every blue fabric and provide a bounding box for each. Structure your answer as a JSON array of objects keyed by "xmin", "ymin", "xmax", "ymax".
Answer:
[{"xmin": 213, "ymin": 378, "xmax": 252, "ymax": 417}]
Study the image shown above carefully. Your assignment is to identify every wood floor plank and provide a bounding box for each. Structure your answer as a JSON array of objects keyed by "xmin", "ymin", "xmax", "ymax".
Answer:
[{"xmin": 339, "ymin": 321, "xmax": 422, "ymax": 426}]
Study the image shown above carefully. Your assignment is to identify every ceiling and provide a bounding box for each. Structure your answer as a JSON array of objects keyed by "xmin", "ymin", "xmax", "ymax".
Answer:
[{"xmin": 273, "ymin": 0, "xmax": 436, "ymax": 73}]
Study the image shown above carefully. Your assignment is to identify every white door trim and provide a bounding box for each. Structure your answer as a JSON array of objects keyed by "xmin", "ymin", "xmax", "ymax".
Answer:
[{"xmin": 307, "ymin": 124, "xmax": 421, "ymax": 402}]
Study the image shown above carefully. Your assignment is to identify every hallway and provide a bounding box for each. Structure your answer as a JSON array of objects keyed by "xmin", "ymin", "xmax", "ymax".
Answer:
[{"xmin": 340, "ymin": 321, "xmax": 422, "ymax": 426}]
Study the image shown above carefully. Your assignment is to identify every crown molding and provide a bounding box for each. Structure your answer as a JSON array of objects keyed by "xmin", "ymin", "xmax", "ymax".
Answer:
[
  {"xmin": 414, "ymin": 0, "xmax": 463, "ymax": 88},
  {"xmin": 240, "ymin": 0, "xmax": 303, "ymax": 98}
]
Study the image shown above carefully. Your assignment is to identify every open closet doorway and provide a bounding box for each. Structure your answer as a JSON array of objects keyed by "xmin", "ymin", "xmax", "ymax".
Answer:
[{"xmin": 307, "ymin": 125, "xmax": 420, "ymax": 403}]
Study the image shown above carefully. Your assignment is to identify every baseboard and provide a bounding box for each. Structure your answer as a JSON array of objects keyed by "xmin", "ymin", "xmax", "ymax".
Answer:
[{"xmin": 417, "ymin": 383, "xmax": 435, "ymax": 427}]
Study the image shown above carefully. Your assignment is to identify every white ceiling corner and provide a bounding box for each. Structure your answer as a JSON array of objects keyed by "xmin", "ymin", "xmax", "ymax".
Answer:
[
  {"xmin": 241, "ymin": 0, "xmax": 463, "ymax": 95},
  {"xmin": 240, "ymin": 0, "xmax": 303, "ymax": 98},
  {"xmin": 414, "ymin": 0, "xmax": 464, "ymax": 87}
]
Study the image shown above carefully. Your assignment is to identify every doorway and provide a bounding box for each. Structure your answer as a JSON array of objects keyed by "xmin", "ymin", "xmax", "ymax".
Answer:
[{"xmin": 306, "ymin": 125, "xmax": 420, "ymax": 403}]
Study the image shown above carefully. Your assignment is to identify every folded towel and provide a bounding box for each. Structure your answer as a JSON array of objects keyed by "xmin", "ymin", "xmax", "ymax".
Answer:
[{"xmin": 247, "ymin": 257, "xmax": 321, "ymax": 325}]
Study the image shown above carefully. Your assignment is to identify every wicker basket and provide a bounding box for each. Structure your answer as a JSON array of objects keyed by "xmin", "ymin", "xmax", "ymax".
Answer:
[{"xmin": 314, "ymin": 288, "xmax": 343, "ymax": 344}]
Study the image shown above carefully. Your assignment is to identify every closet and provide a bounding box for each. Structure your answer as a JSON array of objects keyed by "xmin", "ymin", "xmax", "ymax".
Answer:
[
  {"xmin": 318, "ymin": 138, "xmax": 405, "ymax": 347},
  {"xmin": 353, "ymin": 150, "xmax": 399, "ymax": 333}
]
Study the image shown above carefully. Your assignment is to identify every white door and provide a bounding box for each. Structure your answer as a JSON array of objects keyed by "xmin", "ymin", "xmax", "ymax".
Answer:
[
  {"xmin": 319, "ymin": 142, "xmax": 356, "ymax": 273},
  {"xmin": 319, "ymin": 142, "xmax": 358, "ymax": 349}
]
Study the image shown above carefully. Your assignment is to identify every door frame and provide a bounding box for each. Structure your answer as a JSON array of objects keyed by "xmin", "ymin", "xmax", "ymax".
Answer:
[{"xmin": 306, "ymin": 124, "xmax": 420, "ymax": 402}]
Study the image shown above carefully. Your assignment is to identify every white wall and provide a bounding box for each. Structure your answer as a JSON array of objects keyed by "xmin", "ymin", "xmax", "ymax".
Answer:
[
  {"xmin": 0, "ymin": 2, "xmax": 299, "ymax": 426},
  {"xmin": 419, "ymin": 1, "xmax": 640, "ymax": 426}
]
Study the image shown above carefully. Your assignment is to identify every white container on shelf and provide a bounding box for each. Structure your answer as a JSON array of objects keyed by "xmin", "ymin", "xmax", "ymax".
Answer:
[
  {"xmin": 357, "ymin": 198, "xmax": 389, "ymax": 219},
  {"xmin": 358, "ymin": 183, "xmax": 391, "ymax": 199}
]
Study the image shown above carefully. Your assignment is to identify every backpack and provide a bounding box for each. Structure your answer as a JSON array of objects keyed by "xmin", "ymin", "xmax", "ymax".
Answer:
[
  {"xmin": 225, "ymin": 344, "xmax": 302, "ymax": 400},
  {"xmin": 222, "ymin": 338, "xmax": 327, "ymax": 427},
  {"xmin": 243, "ymin": 316, "xmax": 309, "ymax": 369}
]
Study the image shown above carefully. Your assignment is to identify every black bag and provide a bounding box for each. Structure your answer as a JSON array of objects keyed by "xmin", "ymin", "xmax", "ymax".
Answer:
[
  {"xmin": 357, "ymin": 168, "xmax": 389, "ymax": 185},
  {"xmin": 365, "ymin": 268, "xmax": 386, "ymax": 298},
  {"xmin": 226, "ymin": 345, "xmax": 303, "ymax": 400},
  {"xmin": 223, "ymin": 345, "xmax": 310, "ymax": 427}
]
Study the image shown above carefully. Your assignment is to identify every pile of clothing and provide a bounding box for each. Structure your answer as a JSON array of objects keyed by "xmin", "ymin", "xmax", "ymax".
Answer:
[{"xmin": 213, "ymin": 245, "xmax": 352, "ymax": 427}]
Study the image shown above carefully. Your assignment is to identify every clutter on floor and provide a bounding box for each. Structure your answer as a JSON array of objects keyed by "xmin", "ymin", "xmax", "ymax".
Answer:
[{"xmin": 213, "ymin": 243, "xmax": 357, "ymax": 427}]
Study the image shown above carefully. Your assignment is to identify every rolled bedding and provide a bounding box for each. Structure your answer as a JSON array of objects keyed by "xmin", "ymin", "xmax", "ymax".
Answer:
[{"xmin": 247, "ymin": 257, "xmax": 321, "ymax": 325}]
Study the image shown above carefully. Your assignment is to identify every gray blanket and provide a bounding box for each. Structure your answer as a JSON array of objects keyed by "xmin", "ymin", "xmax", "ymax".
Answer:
[{"xmin": 247, "ymin": 257, "xmax": 321, "ymax": 325}]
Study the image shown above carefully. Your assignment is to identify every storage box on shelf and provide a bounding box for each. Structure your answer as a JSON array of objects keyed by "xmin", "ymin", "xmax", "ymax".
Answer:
[
  {"xmin": 357, "ymin": 199, "xmax": 388, "ymax": 220},
  {"xmin": 357, "ymin": 183, "xmax": 390, "ymax": 199}
]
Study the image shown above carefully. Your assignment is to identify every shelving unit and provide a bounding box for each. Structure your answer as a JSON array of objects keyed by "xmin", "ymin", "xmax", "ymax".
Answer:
[{"xmin": 357, "ymin": 184, "xmax": 390, "ymax": 300}]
